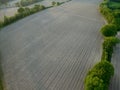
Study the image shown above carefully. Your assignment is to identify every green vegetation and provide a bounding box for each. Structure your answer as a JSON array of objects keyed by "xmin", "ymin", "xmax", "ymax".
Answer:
[
  {"xmin": 100, "ymin": 3, "xmax": 114, "ymax": 23},
  {"xmin": 100, "ymin": 0, "xmax": 120, "ymax": 61},
  {"xmin": 0, "ymin": 5, "xmax": 46, "ymax": 28},
  {"xmin": 0, "ymin": 1, "xmax": 70, "ymax": 89},
  {"xmin": 85, "ymin": 61, "xmax": 114, "ymax": 90},
  {"xmin": 0, "ymin": 70, "xmax": 3, "ymax": 90},
  {"xmin": 52, "ymin": 1, "xmax": 60, "ymax": 6},
  {"xmin": 85, "ymin": 0, "xmax": 120, "ymax": 89},
  {"xmin": 0, "ymin": 53, "xmax": 4, "ymax": 90},
  {"xmin": 100, "ymin": 0, "xmax": 120, "ymax": 24},
  {"xmin": 18, "ymin": 7, "xmax": 26, "ymax": 13},
  {"xmin": 108, "ymin": 1, "xmax": 120, "ymax": 9},
  {"xmin": 99, "ymin": 0, "xmax": 120, "ymax": 61},
  {"xmin": 100, "ymin": 24, "xmax": 117, "ymax": 37},
  {"xmin": 0, "ymin": 0, "xmax": 68, "ymax": 29},
  {"xmin": 102, "ymin": 37, "xmax": 120, "ymax": 61},
  {"xmin": 110, "ymin": 0, "xmax": 120, "ymax": 2},
  {"xmin": 0, "ymin": 0, "xmax": 70, "ymax": 29},
  {"xmin": 15, "ymin": 0, "xmax": 44, "ymax": 7},
  {"xmin": 112, "ymin": 18, "xmax": 120, "ymax": 31}
]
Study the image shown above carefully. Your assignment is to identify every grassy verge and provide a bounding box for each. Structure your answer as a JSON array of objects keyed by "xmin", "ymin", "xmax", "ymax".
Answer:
[{"xmin": 84, "ymin": 0, "xmax": 120, "ymax": 90}]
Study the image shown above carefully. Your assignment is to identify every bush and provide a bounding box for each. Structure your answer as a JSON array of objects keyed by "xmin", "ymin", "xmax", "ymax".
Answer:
[
  {"xmin": 8, "ymin": 16, "xmax": 17, "ymax": 23},
  {"xmin": 52, "ymin": 1, "xmax": 60, "ymax": 6},
  {"xmin": 100, "ymin": 3, "xmax": 115, "ymax": 23},
  {"xmin": 33, "ymin": 5, "xmax": 45, "ymax": 12},
  {"xmin": 18, "ymin": 7, "xmax": 25, "ymax": 13},
  {"xmin": 40, "ymin": 5, "xmax": 45, "ymax": 10},
  {"xmin": 102, "ymin": 37, "xmax": 120, "ymax": 61},
  {"xmin": 52, "ymin": 1, "xmax": 56, "ymax": 6},
  {"xmin": 33, "ymin": 5, "xmax": 41, "ymax": 12},
  {"xmin": 19, "ymin": 0, "xmax": 43, "ymax": 6},
  {"xmin": 105, "ymin": 37, "xmax": 120, "ymax": 46},
  {"xmin": 85, "ymin": 61, "xmax": 114, "ymax": 90},
  {"xmin": 112, "ymin": 18, "xmax": 120, "ymax": 31},
  {"xmin": 113, "ymin": 11, "xmax": 120, "ymax": 18},
  {"xmin": 0, "ymin": 21, "xmax": 3, "ymax": 28},
  {"xmin": 3, "ymin": 16, "xmax": 10, "ymax": 26},
  {"xmin": 100, "ymin": 24, "xmax": 117, "ymax": 37}
]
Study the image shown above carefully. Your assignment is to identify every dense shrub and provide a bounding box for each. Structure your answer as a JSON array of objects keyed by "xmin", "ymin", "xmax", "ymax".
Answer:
[
  {"xmin": 0, "ymin": 21, "xmax": 3, "ymax": 28},
  {"xmin": 100, "ymin": 3, "xmax": 115, "ymax": 23},
  {"xmin": 100, "ymin": 24, "xmax": 117, "ymax": 37},
  {"xmin": 52, "ymin": 1, "xmax": 60, "ymax": 6},
  {"xmin": 112, "ymin": 18, "xmax": 120, "ymax": 31},
  {"xmin": 18, "ymin": 7, "xmax": 25, "ymax": 13},
  {"xmin": 113, "ymin": 11, "xmax": 120, "ymax": 18},
  {"xmin": 102, "ymin": 37, "xmax": 120, "ymax": 61},
  {"xmin": 105, "ymin": 37, "xmax": 120, "ymax": 46},
  {"xmin": 85, "ymin": 61, "xmax": 114, "ymax": 90},
  {"xmin": 3, "ymin": 16, "xmax": 10, "ymax": 26},
  {"xmin": 16, "ymin": 0, "xmax": 43, "ymax": 7},
  {"xmin": 108, "ymin": 1, "xmax": 120, "ymax": 9},
  {"xmin": 32, "ymin": 5, "xmax": 45, "ymax": 12}
]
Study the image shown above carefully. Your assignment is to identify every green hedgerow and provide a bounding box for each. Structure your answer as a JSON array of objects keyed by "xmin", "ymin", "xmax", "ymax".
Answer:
[{"xmin": 102, "ymin": 37, "xmax": 120, "ymax": 61}]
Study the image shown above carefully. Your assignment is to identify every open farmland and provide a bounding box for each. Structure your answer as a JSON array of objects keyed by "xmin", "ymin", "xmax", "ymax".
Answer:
[{"xmin": 0, "ymin": 0, "xmax": 104, "ymax": 90}]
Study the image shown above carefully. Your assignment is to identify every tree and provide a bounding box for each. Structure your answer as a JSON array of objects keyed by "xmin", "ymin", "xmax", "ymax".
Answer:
[
  {"xmin": 18, "ymin": 7, "xmax": 25, "ymax": 13},
  {"xmin": 100, "ymin": 24, "xmax": 117, "ymax": 37},
  {"xmin": 85, "ymin": 61, "xmax": 114, "ymax": 90}
]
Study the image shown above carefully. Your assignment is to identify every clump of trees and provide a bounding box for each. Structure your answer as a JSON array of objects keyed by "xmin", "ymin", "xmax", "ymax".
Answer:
[
  {"xmin": 85, "ymin": 61, "xmax": 114, "ymax": 90},
  {"xmin": 52, "ymin": 1, "xmax": 60, "ymax": 6},
  {"xmin": 100, "ymin": 3, "xmax": 114, "ymax": 23},
  {"xmin": 100, "ymin": 0, "xmax": 120, "ymax": 27}
]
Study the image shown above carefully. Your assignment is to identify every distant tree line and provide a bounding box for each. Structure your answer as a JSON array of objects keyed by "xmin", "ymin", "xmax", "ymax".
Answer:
[
  {"xmin": 0, "ymin": 1, "xmax": 67, "ymax": 28},
  {"xmin": 15, "ymin": 0, "xmax": 44, "ymax": 7}
]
